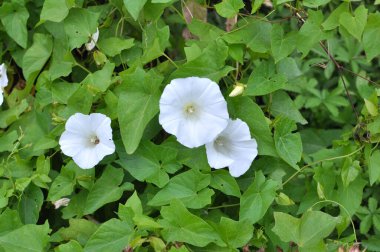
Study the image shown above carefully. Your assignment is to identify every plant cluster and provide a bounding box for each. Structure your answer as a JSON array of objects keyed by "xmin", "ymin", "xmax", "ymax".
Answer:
[{"xmin": 0, "ymin": 0, "xmax": 380, "ymax": 251}]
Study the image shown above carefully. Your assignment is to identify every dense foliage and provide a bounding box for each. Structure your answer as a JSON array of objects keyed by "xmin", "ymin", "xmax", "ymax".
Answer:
[{"xmin": 0, "ymin": 0, "xmax": 380, "ymax": 251}]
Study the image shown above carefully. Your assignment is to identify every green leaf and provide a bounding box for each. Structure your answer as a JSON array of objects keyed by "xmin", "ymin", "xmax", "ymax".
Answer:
[
  {"xmin": 0, "ymin": 1, "xmax": 29, "ymax": 48},
  {"xmin": 118, "ymin": 141, "xmax": 171, "ymax": 188},
  {"xmin": 368, "ymin": 150, "xmax": 380, "ymax": 185},
  {"xmin": 55, "ymin": 219, "xmax": 98, "ymax": 246},
  {"xmin": 55, "ymin": 240, "xmax": 83, "ymax": 252},
  {"xmin": 0, "ymin": 209, "xmax": 22, "ymax": 235},
  {"xmin": 322, "ymin": 3, "xmax": 349, "ymax": 30},
  {"xmin": 47, "ymin": 164, "xmax": 76, "ymax": 201},
  {"xmin": 123, "ymin": 0, "xmax": 148, "ymax": 20},
  {"xmin": 251, "ymin": 0, "xmax": 264, "ymax": 14},
  {"xmin": 274, "ymin": 117, "xmax": 303, "ymax": 168},
  {"xmin": 170, "ymin": 40, "xmax": 233, "ymax": 82},
  {"xmin": 40, "ymin": 0, "xmax": 74, "ymax": 23},
  {"xmin": 22, "ymin": 33, "xmax": 53, "ymax": 85},
  {"xmin": 332, "ymin": 177, "xmax": 366, "ymax": 216},
  {"xmin": 84, "ymin": 219, "xmax": 134, "ymax": 252},
  {"xmin": 302, "ymin": 0, "xmax": 331, "ymax": 8},
  {"xmin": 246, "ymin": 61, "xmax": 288, "ymax": 96},
  {"xmin": 81, "ymin": 62, "xmax": 115, "ymax": 92},
  {"xmin": 272, "ymin": 211, "xmax": 338, "ymax": 249},
  {"xmin": 0, "ymin": 131, "xmax": 18, "ymax": 152},
  {"xmin": 240, "ymin": 171, "xmax": 278, "ymax": 224},
  {"xmin": 148, "ymin": 169, "xmax": 214, "ymax": 209},
  {"xmin": 97, "ymin": 37, "xmax": 134, "ymax": 57},
  {"xmin": 83, "ymin": 167, "xmax": 127, "ymax": 215},
  {"xmin": 217, "ymin": 217, "xmax": 253, "ymax": 248},
  {"xmin": 339, "ymin": 5, "xmax": 368, "ymax": 41},
  {"xmin": 271, "ymin": 24, "xmax": 297, "ymax": 63},
  {"xmin": 271, "ymin": 91, "xmax": 308, "ymax": 125},
  {"xmin": 297, "ymin": 10, "xmax": 325, "ymax": 56},
  {"xmin": 210, "ymin": 170, "xmax": 241, "ymax": 197},
  {"xmin": 118, "ymin": 68, "xmax": 162, "ymax": 154},
  {"xmin": 64, "ymin": 8, "xmax": 99, "ymax": 49},
  {"xmin": 0, "ymin": 222, "xmax": 50, "ymax": 252},
  {"xmin": 159, "ymin": 200, "xmax": 225, "ymax": 247},
  {"xmin": 18, "ymin": 184, "xmax": 44, "ymax": 224},
  {"xmin": 363, "ymin": 13, "xmax": 380, "ymax": 61},
  {"xmin": 228, "ymin": 96, "xmax": 277, "ymax": 156},
  {"xmin": 141, "ymin": 24, "xmax": 170, "ymax": 64},
  {"xmin": 223, "ymin": 19, "xmax": 272, "ymax": 53},
  {"xmin": 215, "ymin": 0, "xmax": 245, "ymax": 18}
]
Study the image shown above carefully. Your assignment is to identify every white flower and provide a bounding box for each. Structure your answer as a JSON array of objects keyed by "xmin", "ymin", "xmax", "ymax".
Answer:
[
  {"xmin": 53, "ymin": 198, "xmax": 70, "ymax": 209},
  {"xmin": 159, "ymin": 77, "xmax": 229, "ymax": 148},
  {"xmin": 229, "ymin": 83, "xmax": 246, "ymax": 97},
  {"xmin": 0, "ymin": 63, "xmax": 8, "ymax": 106},
  {"xmin": 205, "ymin": 118, "xmax": 258, "ymax": 177},
  {"xmin": 59, "ymin": 113, "xmax": 115, "ymax": 169},
  {"xmin": 85, "ymin": 28, "xmax": 99, "ymax": 51}
]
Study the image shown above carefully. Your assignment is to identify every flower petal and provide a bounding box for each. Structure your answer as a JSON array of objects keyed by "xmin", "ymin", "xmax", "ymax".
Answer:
[
  {"xmin": 228, "ymin": 139, "xmax": 258, "ymax": 177},
  {"xmin": 64, "ymin": 113, "xmax": 92, "ymax": 136},
  {"xmin": 205, "ymin": 141, "xmax": 234, "ymax": 169},
  {"xmin": 0, "ymin": 91, "xmax": 3, "ymax": 106},
  {"xmin": 222, "ymin": 118, "xmax": 252, "ymax": 141},
  {"xmin": 0, "ymin": 63, "xmax": 8, "ymax": 88},
  {"xmin": 59, "ymin": 131, "xmax": 89, "ymax": 157},
  {"xmin": 89, "ymin": 113, "xmax": 110, "ymax": 133},
  {"xmin": 72, "ymin": 147, "xmax": 101, "ymax": 169},
  {"xmin": 85, "ymin": 28, "xmax": 99, "ymax": 51},
  {"xmin": 159, "ymin": 77, "xmax": 229, "ymax": 148}
]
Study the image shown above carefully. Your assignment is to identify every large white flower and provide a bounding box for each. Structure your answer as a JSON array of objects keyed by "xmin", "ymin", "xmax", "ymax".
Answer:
[
  {"xmin": 159, "ymin": 77, "xmax": 229, "ymax": 148},
  {"xmin": 0, "ymin": 63, "xmax": 8, "ymax": 106},
  {"xmin": 205, "ymin": 118, "xmax": 258, "ymax": 177},
  {"xmin": 85, "ymin": 28, "xmax": 99, "ymax": 51},
  {"xmin": 59, "ymin": 113, "xmax": 115, "ymax": 169}
]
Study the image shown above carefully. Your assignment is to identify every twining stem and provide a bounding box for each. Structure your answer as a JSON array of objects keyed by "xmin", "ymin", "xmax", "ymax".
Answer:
[
  {"xmin": 309, "ymin": 199, "xmax": 358, "ymax": 243},
  {"xmin": 282, "ymin": 146, "xmax": 364, "ymax": 187}
]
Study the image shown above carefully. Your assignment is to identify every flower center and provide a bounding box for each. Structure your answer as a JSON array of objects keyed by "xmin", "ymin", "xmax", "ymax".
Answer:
[
  {"xmin": 185, "ymin": 104, "xmax": 195, "ymax": 114},
  {"xmin": 215, "ymin": 137, "xmax": 224, "ymax": 146},
  {"xmin": 90, "ymin": 136, "xmax": 100, "ymax": 145}
]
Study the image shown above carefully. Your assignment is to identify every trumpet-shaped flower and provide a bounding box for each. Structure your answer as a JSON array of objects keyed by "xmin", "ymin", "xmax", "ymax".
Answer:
[
  {"xmin": 0, "ymin": 63, "xmax": 8, "ymax": 105},
  {"xmin": 159, "ymin": 77, "xmax": 229, "ymax": 148},
  {"xmin": 59, "ymin": 113, "xmax": 115, "ymax": 169},
  {"xmin": 205, "ymin": 118, "xmax": 258, "ymax": 177},
  {"xmin": 85, "ymin": 28, "xmax": 99, "ymax": 51}
]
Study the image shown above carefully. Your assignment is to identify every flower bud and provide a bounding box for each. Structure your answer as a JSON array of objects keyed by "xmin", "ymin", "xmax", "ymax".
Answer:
[{"xmin": 229, "ymin": 83, "xmax": 246, "ymax": 97}]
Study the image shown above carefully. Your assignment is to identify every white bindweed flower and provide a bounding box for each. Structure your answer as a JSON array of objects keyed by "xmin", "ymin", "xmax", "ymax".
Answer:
[
  {"xmin": 0, "ymin": 63, "xmax": 8, "ymax": 106},
  {"xmin": 229, "ymin": 83, "xmax": 246, "ymax": 97},
  {"xmin": 59, "ymin": 113, "xmax": 115, "ymax": 169},
  {"xmin": 85, "ymin": 28, "xmax": 99, "ymax": 51},
  {"xmin": 205, "ymin": 118, "xmax": 258, "ymax": 177},
  {"xmin": 53, "ymin": 198, "xmax": 70, "ymax": 209},
  {"xmin": 159, "ymin": 77, "xmax": 229, "ymax": 148}
]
